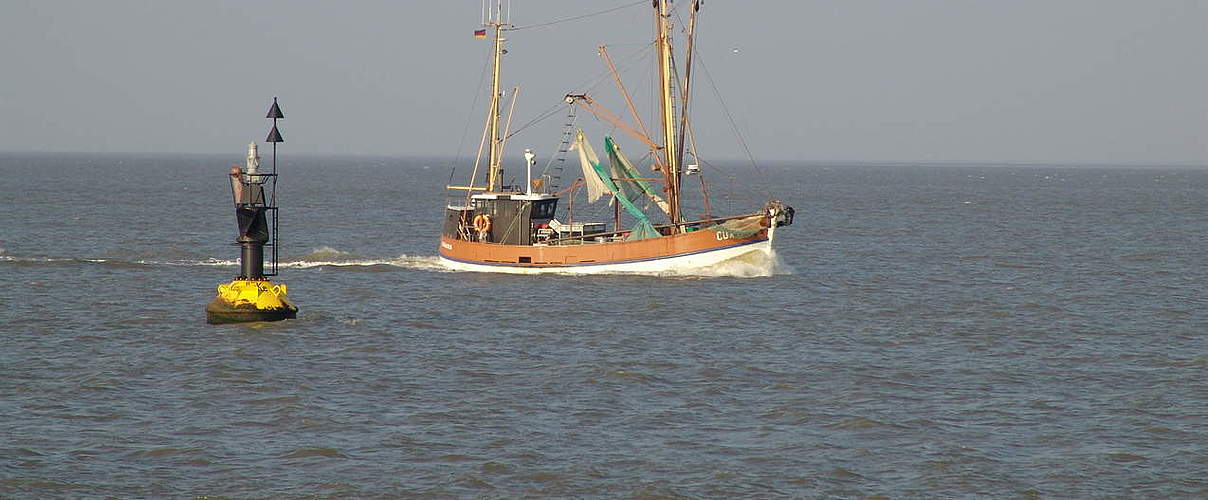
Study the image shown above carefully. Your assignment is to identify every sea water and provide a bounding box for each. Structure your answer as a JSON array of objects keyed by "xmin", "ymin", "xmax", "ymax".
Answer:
[{"xmin": 1, "ymin": 153, "xmax": 1205, "ymax": 497}]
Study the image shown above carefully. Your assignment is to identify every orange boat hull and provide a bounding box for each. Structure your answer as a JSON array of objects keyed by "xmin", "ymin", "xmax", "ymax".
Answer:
[{"xmin": 438, "ymin": 226, "xmax": 773, "ymax": 273}]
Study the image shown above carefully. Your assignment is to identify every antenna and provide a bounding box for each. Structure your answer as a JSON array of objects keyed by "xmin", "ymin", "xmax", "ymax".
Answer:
[{"xmin": 483, "ymin": 0, "xmax": 510, "ymax": 26}]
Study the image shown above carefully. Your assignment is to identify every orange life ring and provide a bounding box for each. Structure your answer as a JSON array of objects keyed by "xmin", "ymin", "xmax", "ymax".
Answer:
[{"xmin": 472, "ymin": 214, "xmax": 492, "ymax": 234}]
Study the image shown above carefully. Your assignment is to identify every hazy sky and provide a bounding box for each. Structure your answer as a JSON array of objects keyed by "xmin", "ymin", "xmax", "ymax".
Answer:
[{"xmin": 3, "ymin": 1, "xmax": 1206, "ymax": 164}]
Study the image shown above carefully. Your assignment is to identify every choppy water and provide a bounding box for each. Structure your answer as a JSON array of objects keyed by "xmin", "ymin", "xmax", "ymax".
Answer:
[{"xmin": 1, "ymin": 153, "xmax": 1205, "ymax": 498}]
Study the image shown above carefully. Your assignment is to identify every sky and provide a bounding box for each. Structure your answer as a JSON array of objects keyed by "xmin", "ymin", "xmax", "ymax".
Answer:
[{"xmin": 2, "ymin": 0, "xmax": 1206, "ymax": 165}]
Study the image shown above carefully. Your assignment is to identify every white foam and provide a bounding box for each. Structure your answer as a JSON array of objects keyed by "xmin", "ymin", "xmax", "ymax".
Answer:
[
  {"xmin": 0, "ymin": 255, "xmax": 112, "ymax": 264},
  {"xmin": 117, "ymin": 252, "xmax": 431, "ymax": 270},
  {"xmin": 295, "ymin": 246, "xmax": 356, "ymax": 262},
  {"xmin": 271, "ymin": 246, "xmax": 393, "ymax": 268},
  {"xmin": 146, "ymin": 258, "xmax": 237, "ymax": 267},
  {"xmin": 665, "ymin": 249, "xmax": 794, "ymax": 278},
  {"xmin": 275, "ymin": 260, "xmax": 385, "ymax": 268},
  {"xmin": 388, "ymin": 254, "xmax": 451, "ymax": 272}
]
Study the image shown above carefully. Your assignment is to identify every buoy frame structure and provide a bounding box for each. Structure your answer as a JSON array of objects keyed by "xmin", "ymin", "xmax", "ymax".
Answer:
[{"xmin": 206, "ymin": 97, "xmax": 298, "ymax": 324}]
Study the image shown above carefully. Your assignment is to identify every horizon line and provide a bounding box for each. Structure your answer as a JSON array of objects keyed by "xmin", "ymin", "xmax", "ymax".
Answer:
[{"xmin": 1, "ymin": 149, "xmax": 1206, "ymax": 169}]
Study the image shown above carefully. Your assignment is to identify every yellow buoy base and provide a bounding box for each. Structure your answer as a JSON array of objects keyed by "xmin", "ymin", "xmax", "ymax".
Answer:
[{"xmin": 205, "ymin": 279, "xmax": 298, "ymax": 324}]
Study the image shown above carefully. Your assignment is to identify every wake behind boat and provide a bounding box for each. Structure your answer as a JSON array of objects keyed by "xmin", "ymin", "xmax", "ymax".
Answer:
[{"xmin": 438, "ymin": 0, "xmax": 794, "ymax": 274}]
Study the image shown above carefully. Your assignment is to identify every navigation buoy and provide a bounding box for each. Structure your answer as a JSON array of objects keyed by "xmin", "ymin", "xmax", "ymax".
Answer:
[{"xmin": 206, "ymin": 97, "xmax": 298, "ymax": 324}]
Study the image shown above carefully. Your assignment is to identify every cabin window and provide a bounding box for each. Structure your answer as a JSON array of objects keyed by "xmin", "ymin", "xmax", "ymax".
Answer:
[
  {"xmin": 532, "ymin": 200, "xmax": 557, "ymax": 219},
  {"xmin": 518, "ymin": 256, "xmax": 531, "ymax": 263}
]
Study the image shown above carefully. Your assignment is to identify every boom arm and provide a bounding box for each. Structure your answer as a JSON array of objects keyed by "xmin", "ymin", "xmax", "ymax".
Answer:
[{"xmin": 564, "ymin": 94, "xmax": 665, "ymax": 171}]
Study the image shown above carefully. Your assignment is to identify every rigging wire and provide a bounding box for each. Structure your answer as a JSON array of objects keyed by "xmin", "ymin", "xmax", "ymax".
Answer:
[
  {"xmin": 694, "ymin": 54, "xmax": 774, "ymax": 203},
  {"xmin": 505, "ymin": 102, "xmax": 566, "ymax": 140},
  {"xmin": 509, "ymin": 1, "xmax": 646, "ymax": 31},
  {"xmin": 457, "ymin": 1, "xmax": 648, "ymax": 188},
  {"xmin": 446, "ymin": 38, "xmax": 496, "ymax": 192},
  {"xmin": 663, "ymin": 2, "xmax": 773, "ymax": 209},
  {"xmin": 505, "ymin": 42, "xmax": 653, "ymax": 140}
]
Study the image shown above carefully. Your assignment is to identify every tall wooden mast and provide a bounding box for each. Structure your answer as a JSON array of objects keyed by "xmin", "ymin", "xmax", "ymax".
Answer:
[
  {"xmin": 655, "ymin": 0, "xmax": 681, "ymax": 225},
  {"xmin": 485, "ymin": 1, "xmax": 509, "ymax": 192}
]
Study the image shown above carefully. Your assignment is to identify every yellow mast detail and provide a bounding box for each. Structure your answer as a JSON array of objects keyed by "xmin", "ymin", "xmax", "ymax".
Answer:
[
  {"xmin": 656, "ymin": 0, "xmax": 680, "ymax": 226},
  {"xmin": 486, "ymin": 19, "xmax": 506, "ymax": 192}
]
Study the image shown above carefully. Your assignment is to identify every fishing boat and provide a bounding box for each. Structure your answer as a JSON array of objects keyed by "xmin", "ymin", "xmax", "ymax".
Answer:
[{"xmin": 438, "ymin": 0, "xmax": 794, "ymax": 274}]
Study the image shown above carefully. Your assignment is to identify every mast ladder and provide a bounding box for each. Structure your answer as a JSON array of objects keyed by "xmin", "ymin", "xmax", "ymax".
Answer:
[{"xmin": 545, "ymin": 104, "xmax": 578, "ymax": 192}]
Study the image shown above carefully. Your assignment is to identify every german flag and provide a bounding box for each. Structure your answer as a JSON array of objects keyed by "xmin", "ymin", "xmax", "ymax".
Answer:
[{"xmin": 473, "ymin": 29, "xmax": 487, "ymax": 38}]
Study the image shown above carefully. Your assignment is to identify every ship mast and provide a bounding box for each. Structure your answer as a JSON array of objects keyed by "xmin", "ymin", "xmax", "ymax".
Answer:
[
  {"xmin": 655, "ymin": 0, "xmax": 681, "ymax": 226},
  {"xmin": 485, "ymin": 0, "xmax": 510, "ymax": 192}
]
